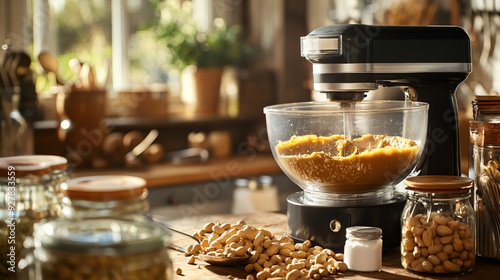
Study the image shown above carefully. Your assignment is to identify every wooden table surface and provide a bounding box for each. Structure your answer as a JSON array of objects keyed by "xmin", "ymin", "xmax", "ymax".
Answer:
[{"xmin": 152, "ymin": 211, "xmax": 500, "ymax": 280}]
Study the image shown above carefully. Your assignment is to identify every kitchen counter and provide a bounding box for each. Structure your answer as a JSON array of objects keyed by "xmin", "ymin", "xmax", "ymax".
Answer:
[
  {"xmin": 73, "ymin": 154, "xmax": 281, "ymax": 188},
  {"xmin": 153, "ymin": 211, "xmax": 500, "ymax": 280}
]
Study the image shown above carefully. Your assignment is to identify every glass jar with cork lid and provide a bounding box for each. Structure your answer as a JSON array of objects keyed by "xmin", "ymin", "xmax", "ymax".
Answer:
[
  {"xmin": 401, "ymin": 175, "xmax": 475, "ymax": 275},
  {"xmin": 60, "ymin": 175, "xmax": 149, "ymax": 219},
  {"xmin": 470, "ymin": 120, "xmax": 500, "ymax": 261},
  {"xmin": 0, "ymin": 155, "xmax": 67, "ymax": 280}
]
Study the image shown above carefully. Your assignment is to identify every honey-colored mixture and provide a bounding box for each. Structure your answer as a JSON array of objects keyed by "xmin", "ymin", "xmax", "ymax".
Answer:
[{"xmin": 276, "ymin": 134, "xmax": 419, "ymax": 192}]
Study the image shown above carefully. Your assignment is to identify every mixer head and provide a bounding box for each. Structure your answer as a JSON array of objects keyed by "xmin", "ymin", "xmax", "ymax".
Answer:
[{"xmin": 301, "ymin": 24, "xmax": 472, "ymax": 102}]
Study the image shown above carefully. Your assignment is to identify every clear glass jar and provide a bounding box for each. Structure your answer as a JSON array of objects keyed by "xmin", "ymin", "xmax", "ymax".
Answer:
[
  {"xmin": 232, "ymin": 176, "xmax": 280, "ymax": 214},
  {"xmin": 470, "ymin": 121, "xmax": 500, "ymax": 261},
  {"xmin": 0, "ymin": 156, "xmax": 62, "ymax": 280},
  {"xmin": 7, "ymin": 155, "xmax": 69, "ymax": 217},
  {"xmin": 401, "ymin": 175, "xmax": 475, "ymax": 275},
  {"xmin": 344, "ymin": 226, "xmax": 382, "ymax": 272},
  {"xmin": 61, "ymin": 175, "xmax": 149, "ymax": 219},
  {"xmin": 34, "ymin": 217, "xmax": 173, "ymax": 280}
]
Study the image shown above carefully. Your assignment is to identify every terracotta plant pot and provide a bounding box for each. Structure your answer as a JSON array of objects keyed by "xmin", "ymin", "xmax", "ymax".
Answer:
[{"xmin": 192, "ymin": 67, "xmax": 223, "ymax": 115}]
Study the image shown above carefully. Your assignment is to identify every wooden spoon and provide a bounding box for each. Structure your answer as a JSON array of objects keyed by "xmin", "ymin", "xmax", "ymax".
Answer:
[
  {"xmin": 68, "ymin": 58, "xmax": 83, "ymax": 89},
  {"xmin": 97, "ymin": 57, "xmax": 110, "ymax": 89},
  {"xmin": 145, "ymin": 215, "xmax": 250, "ymax": 266},
  {"xmin": 38, "ymin": 51, "xmax": 65, "ymax": 85},
  {"xmin": 80, "ymin": 63, "xmax": 96, "ymax": 90}
]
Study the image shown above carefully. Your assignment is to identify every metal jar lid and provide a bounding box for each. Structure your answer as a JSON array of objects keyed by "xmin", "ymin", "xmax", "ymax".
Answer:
[
  {"xmin": 61, "ymin": 175, "xmax": 147, "ymax": 201},
  {"xmin": 346, "ymin": 226, "xmax": 382, "ymax": 240},
  {"xmin": 404, "ymin": 175, "xmax": 473, "ymax": 193}
]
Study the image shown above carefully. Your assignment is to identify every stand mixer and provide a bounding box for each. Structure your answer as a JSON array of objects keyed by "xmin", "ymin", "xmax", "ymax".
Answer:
[{"xmin": 264, "ymin": 24, "xmax": 472, "ymax": 251}]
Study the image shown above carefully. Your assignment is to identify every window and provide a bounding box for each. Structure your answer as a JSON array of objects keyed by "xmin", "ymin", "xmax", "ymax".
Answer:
[
  {"xmin": 27, "ymin": 0, "xmax": 173, "ymax": 95},
  {"xmin": 2, "ymin": 0, "xmax": 248, "ymax": 98},
  {"xmin": 0, "ymin": 0, "xmax": 239, "ymax": 96}
]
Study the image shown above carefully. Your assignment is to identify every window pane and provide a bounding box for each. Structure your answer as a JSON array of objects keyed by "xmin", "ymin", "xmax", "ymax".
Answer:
[
  {"xmin": 31, "ymin": 0, "xmax": 171, "ymax": 94},
  {"xmin": 46, "ymin": 0, "xmax": 112, "ymax": 83}
]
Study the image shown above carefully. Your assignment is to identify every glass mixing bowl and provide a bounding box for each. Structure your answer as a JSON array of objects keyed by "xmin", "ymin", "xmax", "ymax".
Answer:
[{"xmin": 264, "ymin": 100, "xmax": 429, "ymax": 203}]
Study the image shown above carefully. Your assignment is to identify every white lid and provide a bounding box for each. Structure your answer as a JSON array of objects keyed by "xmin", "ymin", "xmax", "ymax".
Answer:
[{"xmin": 346, "ymin": 226, "xmax": 382, "ymax": 240}]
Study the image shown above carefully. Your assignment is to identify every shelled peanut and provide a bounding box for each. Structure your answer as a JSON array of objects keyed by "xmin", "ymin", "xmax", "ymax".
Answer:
[
  {"xmin": 185, "ymin": 220, "xmax": 348, "ymax": 280},
  {"xmin": 401, "ymin": 213, "xmax": 475, "ymax": 274}
]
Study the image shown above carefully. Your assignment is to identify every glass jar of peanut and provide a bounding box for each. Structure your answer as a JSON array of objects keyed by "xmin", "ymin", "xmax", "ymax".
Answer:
[
  {"xmin": 34, "ymin": 217, "xmax": 173, "ymax": 280},
  {"xmin": 0, "ymin": 155, "xmax": 68, "ymax": 280},
  {"xmin": 401, "ymin": 175, "xmax": 475, "ymax": 275}
]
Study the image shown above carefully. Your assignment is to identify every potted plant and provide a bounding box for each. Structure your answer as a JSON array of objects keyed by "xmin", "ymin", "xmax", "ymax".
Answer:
[{"xmin": 154, "ymin": 0, "xmax": 259, "ymax": 115}]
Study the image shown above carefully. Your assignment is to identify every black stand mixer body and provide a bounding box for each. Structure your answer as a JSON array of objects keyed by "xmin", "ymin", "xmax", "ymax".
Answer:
[{"xmin": 287, "ymin": 24, "xmax": 472, "ymax": 251}]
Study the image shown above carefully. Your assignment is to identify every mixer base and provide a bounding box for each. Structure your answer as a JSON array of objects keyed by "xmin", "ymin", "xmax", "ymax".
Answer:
[{"xmin": 287, "ymin": 191, "xmax": 406, "ymax": 252}]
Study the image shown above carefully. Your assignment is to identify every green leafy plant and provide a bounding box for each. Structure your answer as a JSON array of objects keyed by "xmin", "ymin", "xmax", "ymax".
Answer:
[{"xmin": 154, "ymin": 0, "xmax": 259, "ymax": 71}]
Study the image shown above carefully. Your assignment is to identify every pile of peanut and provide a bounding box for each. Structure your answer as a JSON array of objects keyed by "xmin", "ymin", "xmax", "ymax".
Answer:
[
  {"xmin": 401, "ymin": 213, "xmax": 475, "ymax": 274},
  {"xmin": 184, "ymin": 220, "xmax": 348, "ymax": 280}
]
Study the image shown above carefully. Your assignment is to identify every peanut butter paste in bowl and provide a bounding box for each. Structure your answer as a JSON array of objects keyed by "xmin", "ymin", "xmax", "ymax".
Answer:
[
  {"xmin": 264, "ymin": 100, "xmax": 429, "ymax": 202},
  {"xmin": 275, "ymin": 134, "xmax": 420, "ymax": 193}
]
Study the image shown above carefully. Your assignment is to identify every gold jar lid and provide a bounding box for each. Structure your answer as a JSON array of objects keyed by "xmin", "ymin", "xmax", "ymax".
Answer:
[
  {"xmin": 0, "ymin": 156, "xmax": 53, "ymax": 177},
  {"xmin": 404, "ymin": 175, "xmax": 472, "ymax": 193},
  {"xmin": 62, "ymin": 175, "xmax": 147, "ymax": 201}
]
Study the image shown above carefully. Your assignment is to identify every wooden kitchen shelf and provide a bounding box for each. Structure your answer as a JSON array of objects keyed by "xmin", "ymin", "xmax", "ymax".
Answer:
[
  {"xmin": 33, "ymin": 114, "xmax": 267, "ymax": 157},
  {"xmin": 34, "ymin": 114, "xmax": 264, "ymax": 131},
  {"xmin": 35, "ymin": 114, "xmax": 277, "ymax": 187},
  {"xmin": 72, "ymin": 154, "xmax": 282, "ymax": 188}
]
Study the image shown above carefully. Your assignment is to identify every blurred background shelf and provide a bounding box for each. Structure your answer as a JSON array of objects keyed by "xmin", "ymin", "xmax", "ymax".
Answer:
[{"xmin": 33, "ymin": 115, "xmax": 268, "ymax": 158}]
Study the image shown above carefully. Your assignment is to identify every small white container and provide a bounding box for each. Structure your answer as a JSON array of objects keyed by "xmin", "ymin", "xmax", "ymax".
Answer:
[
  {"xmin": 344, "ymin": 226, "xmax": 383, "ymax": 272},
  {"xmin": 231, "ymin": 176, "xmax": 279, "ymax": 214}
]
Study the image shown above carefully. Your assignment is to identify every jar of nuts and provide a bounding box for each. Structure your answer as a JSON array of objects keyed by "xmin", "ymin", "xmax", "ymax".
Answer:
[
  {"xmin": 34, "ymin": 217, "xmax": 173, "ymax": 280},
  {"xmin": 60, "ymin": 175, "xmax": 149, "ymax": 219},
  {"xmin": 401, "ymin": 175, "xmax": 475, "ymax": 275},
  {"xmin": 0, "ymin": 156, "xmax": 67, "ymax": 280}
]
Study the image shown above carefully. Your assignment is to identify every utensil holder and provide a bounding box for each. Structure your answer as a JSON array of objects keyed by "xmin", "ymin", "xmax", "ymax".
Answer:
[
  {"xmin": 56, "ymin": 87, "xmax": 107, "ymax": 168},
  {"xmin": 0, "ymin": 87, "xmax": 33, "ymax": 156}
]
